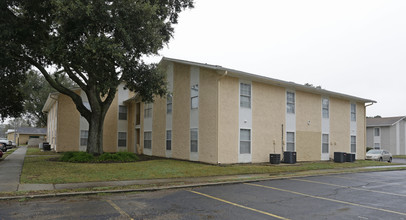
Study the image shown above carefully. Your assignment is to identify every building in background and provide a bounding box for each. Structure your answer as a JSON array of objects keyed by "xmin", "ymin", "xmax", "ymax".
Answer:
[
  {"xmin": 366, "ymin": 116, "xmax": 406, "ymax": 155},
  {"xmin": 6, "ymin": 127, "xmax": 47, "ymax": 146},
  {"xmin": 43, "ymin": 57, "xmax": 376, "ymax": 163}
]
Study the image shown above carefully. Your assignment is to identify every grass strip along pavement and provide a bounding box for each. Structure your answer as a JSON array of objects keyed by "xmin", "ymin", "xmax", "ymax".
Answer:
[{"xmin": 21, "ymin": 151, "xmax": 398, "ymax": 184}]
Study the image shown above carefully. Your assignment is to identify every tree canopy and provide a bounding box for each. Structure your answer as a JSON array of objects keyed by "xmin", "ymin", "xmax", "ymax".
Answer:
[{"xmin": 0, "ymin": 0, "xmax": 194, "ymax": 154}]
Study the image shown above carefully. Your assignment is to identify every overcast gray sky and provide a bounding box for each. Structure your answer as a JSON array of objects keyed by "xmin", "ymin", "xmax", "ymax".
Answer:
[{"xmin": 147, "ymin": 0, "xmax": 406, "ymax": 117}]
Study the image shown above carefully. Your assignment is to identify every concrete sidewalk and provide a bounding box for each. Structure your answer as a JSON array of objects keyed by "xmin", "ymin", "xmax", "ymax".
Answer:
[{"xmin": 0, "ymin": 147, "xmax": 27, "ymax": 192}]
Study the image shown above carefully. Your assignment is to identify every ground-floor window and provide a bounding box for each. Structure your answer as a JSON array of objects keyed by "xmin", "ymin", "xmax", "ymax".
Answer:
[
  {"xmin": 286, "ymin": 132, "xmax": 295, "ymax": 151},
  {"xmin": 80, "ymin": 130, "xmax": 88, "ymax": 146},
  {"xmin": 144, "ymin": 131, "xmax": 152, "ymax": 149},
  {"xmin": 166, "ymin": 130, "xmax": 172, "ymax": 150},
  {"xmin": 118, "ymin": 132, "xmax": 127, "ymax": 147},
  {"xmin": 240, "ymin": 129, "xmax": 251, "ymax": 154},
  {"xmin": 322, "ymin": 134, "xmax": 329, "ymax": 153},
  {"xmin": 351, "ymin": 135, "xmax": 356, "ymax": 153},
  {"xmin": 374, "ymin": 143, "xmax": 380, "ymax": 149},
  {"xmin": 190, "ymin": 128, "xmax": 198, "ymax": 152}
]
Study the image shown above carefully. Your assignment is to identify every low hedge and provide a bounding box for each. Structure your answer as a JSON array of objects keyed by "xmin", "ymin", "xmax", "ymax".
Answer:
[{"xmin": 60, "ymin": 151, "xmax": 138, "ymax": 163}]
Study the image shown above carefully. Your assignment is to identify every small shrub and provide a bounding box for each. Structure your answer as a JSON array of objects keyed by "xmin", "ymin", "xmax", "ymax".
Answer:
[
  {"xmin": 60, "ymin": 151, "xmax": 138, "ymax": 163},
  {"xmin": 60, "ymin": 152, "xmax": 94, "ymax": 163},
  {"xmin": 366, "ymin": 147, "xmax": 373, "ymax": 152},
  {"xmin": 98, "ymin": 152, "xmax": 138, "ymax": 162}
]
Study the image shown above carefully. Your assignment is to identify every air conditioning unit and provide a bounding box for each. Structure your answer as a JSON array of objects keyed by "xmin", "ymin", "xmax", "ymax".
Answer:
[
  {"xmin": 334, "ymin": 152, "xmax": 347, "ymax": 163},
  {"xmin": 283, "ymin": 151, "xmax": 297, "ymax": 164}
]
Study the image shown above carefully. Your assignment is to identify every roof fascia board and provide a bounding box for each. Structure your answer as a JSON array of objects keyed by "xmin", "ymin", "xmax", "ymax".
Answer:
[
  {"xmin": 161, "ymin": 57, "xmax": 376, "ymax": 104},
  {"xmin": 391, "ymin": 116, "xmax": 406, "ymax": 126}
]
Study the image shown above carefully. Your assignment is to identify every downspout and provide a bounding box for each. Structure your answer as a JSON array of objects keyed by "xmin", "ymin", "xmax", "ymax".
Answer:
[{"xmin": 217, "ymin": 70, "xmax": 228, "ymax": 164}]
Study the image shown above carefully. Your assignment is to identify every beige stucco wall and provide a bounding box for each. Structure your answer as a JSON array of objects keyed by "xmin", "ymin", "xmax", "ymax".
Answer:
[
  {"xmin": 252, "ymin": 82, "xmax": 285, "ymax": 163},
  {"xmin": 198, "ymin": 67, "xmax": 219, "ymax": 164},
  {"xmin": 218, "ymin": 76, "xmax": 239, "ymax": 164},
  {"xmin": 152, "ymin": 96, "xmax": 166, "ymax": 157},
  {"xmin": 6, "ymin": 133, "xmax": 14, "ymax": 142},
  {"xmin": 330, "ymin": 97, "xmax": 350, "ymax": 155},
  {"xmin": 171, "ymin": 63, "xmax": 191, "ymax": 160},
  {"xmin": 17, "ymin": 134, "xmax": 32, "ymax": 145},
  {"xmin": 127, "ymin": 101, "xmax": 136, "ymax": 153},
  {"xmin": 56, "ymin": 93, "xmax": 80, "ymax": 152},
  {"xmin": 296, "ymin": 91, "xmax": 322, "ymax": 161},
  {"xmin": 357, "ymin": 103, "xmax": 366, "ymax": 159}
]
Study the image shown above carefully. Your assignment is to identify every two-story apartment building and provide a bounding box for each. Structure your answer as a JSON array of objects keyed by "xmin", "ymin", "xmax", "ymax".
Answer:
[
  {"xmin": 366, "ymin": 116, "xmax": 406, "ymax": 155},
  {"xmin": 43, "ymin": 57, "xmax": 375, "ymax": 164}
]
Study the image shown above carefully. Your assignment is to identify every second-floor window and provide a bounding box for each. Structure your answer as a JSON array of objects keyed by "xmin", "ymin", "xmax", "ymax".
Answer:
[
  {"xmin": 144, "ymin": 103, "xmax": 152, "ymax": 118},
  {"xmin": 287, "ymin": 92, "xmax": 295, "ymax": 114},
  {"xmin": 322, "ymin": 98, "xmax": 329, "ymax": 118},
  {"xmin": 240, "ymin": 83, "xmax": 251, "ymax": 108},
  {"xmin": 374, "ymin": 128, "xmax": 380, "ymax": 136},
  {"xmin": 119, "ymin": 105, "xmax": 127, "ymax": 120},
  {"xmin": 167, "ymin": 95, "xmax": 172, "ymax": 114},
  {"xmin": 191, "ymin": 84, "xmax": 199, "ymax": 109},
  {"xmin": 351, "ymin": 103, "xmax": 356, "ymax": 121}
]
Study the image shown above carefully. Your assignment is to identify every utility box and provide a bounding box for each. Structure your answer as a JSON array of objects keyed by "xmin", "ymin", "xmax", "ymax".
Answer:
[
  {"xmin": 43, "ymin": 142, "xmax": 51, "ymax": 151},
  {"xmin": 269, "ymin": 154, "xmax": 281, "ymax": 164},
  {"xmin": 346, "ymin": 153, "xmax": 355, "ymax": 162},
  {"xmin": 283, "ymin": 151, "xmax": 297, "ymax": 164},
  {"xmin": 334, "ymin": 152, "xmax": 347, "ymax": 163}
]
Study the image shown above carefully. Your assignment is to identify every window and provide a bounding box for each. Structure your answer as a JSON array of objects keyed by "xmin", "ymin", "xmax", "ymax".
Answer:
[
  {"xmin": 191, "ymin": 84, "xmax": 199, "ymax": 109},
  {"xmin": 351, "ymin": 103, "xmax": 356, "ymax": 121},
  {"xmin": 351, "ymin": 135, "xmax": 356, "ymax": 153},
  {"xmin": 144, "ymin": 131, "xmax": 152, "ymax": 149},
  {"xmin": 240, "ymin": 83, "xmax": 251, "ymax": 108},
  {"xmin": 119, "ymin": 105, "xmax": 127, "ymax": 120},
  {"xmin": 80, "ymin": 130, "xmax": 88, "ymax": 146},
  {"xmin": 167, "ymin": 95, "xmax": 172, "ymax": 114},
  {"xmin": 374, "ymin": 143, "xmax": 380, "ymax": 149},
  {"xmin": 240, "ymin": 129, "xmax": 251, "ymax": 154},
  {"xmin": 286, "ymin": 132, "xmax": 295, "ymax": 151},
  {"xmin": 287, "ymin": 92, "xmax": 295, "ymax": 114},
  {"xmin": 118, "ymin": 132, "xmax": 127, "ymax": 147},
  {"xmin": 166, "ymin": 130, "xmax": 172, "ymax": 150},
  {"xmin": 190, "ymin": 128, "xmax": 198, "ymax": 152},
  {"xmin": 374, "ymin": 128, "xmax": 380, "ymax": 136},
  {"xmin": 144, "ymin": 103, "xmax": 152, "ymax": 118},
  {"xmin": 322, "ymin": 134, "xmax": 329, "ymax": 153},
  {"xmin": 322, "ymin": 98, "xmax": 329, "ymax": 118}
]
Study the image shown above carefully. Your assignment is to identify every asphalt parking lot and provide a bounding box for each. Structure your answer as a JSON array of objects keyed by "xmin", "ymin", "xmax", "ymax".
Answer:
[{"xmin": 1, "ymin": 170, "xmax": 406, "ymax": 219}]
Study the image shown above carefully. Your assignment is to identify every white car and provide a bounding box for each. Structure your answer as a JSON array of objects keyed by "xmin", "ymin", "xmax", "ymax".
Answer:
[
  {"xmin": 0, "ymin": 138, "xmax": 10, "ymax": 152},
  {"xmin": 366, "ymin": 149, "xmax": 392, "ymax": 162}
]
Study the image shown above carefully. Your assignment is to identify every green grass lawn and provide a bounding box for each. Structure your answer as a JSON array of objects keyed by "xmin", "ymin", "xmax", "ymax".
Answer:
[
  {"xmin": 393, "ymin": 155, "xmax": 406, "ymax": 159},
  {"xmin": 21, "ymin": 156, "xmax": 394, "ymax": 184}
]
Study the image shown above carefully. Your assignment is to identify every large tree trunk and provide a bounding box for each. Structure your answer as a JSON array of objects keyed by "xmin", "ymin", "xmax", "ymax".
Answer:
[{"xmin": 86, "ymin": 108, "xmax": 108, "ymax": 155}]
